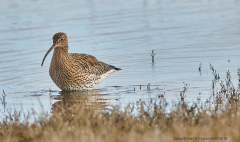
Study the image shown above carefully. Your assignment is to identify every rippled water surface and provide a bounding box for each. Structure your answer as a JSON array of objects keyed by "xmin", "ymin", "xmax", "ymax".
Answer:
[{"xmin": 1, "ymin": 0, "xmax": 240, "ymax": 115}]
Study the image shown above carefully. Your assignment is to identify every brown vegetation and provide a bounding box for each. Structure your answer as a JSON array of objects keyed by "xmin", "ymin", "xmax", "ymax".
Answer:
[{"xmin": 0, "ymin": 92, "xmax": 240, "ymax": 142}]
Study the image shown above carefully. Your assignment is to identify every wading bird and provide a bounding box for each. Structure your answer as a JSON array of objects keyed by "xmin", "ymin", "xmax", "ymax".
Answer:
[{"xmin": 41, "ymin": 32, "xmax": 121, "ymax": 91}]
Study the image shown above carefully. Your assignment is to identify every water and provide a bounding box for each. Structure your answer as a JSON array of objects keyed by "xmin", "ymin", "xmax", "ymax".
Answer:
[{"xmin": 1, "ymin": 0, "xmax": 240, "ymax": 116}]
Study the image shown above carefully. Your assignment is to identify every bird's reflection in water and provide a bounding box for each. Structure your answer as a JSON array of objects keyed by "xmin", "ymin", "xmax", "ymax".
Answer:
[{"xmin": 51, "ymin": 90, "xmax": 114, "ymax": 112}]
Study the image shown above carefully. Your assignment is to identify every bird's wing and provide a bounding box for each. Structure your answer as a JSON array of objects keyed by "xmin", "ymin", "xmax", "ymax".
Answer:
[{"xmin": 68, "ymin": 53, "xmax": 117, "ymax": 75}]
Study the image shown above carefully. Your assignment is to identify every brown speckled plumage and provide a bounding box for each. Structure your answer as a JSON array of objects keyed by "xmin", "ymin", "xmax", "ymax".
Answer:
[{"xmin": 41, "ymin": 32, "xmax": 121, "ymax": 91}]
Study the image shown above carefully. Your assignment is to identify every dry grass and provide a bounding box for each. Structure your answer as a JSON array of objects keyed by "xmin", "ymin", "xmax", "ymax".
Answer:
[{"xmin": 0, "ymin": 93, "xmax": 240, "ymax": 142}]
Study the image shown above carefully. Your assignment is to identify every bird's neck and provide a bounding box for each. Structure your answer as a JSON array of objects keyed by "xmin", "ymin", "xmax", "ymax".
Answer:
[{"xmin": 52, "ymin": 46, "xmax": 69, "ymax": 64}]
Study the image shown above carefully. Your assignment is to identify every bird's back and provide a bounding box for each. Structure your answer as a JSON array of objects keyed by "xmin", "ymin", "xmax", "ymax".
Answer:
[{"xmin": 69, "ymin": 53, "xmax": 120, "ymax": 75}]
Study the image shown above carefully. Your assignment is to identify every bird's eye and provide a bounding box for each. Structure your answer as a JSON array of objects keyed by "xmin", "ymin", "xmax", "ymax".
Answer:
[{"xmin": 60, "ymin": 38, "xmax": 64, "ymax": 41}]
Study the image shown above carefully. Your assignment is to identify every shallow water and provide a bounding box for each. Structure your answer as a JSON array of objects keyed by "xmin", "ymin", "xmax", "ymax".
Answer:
[{"xmin": 1, "ymin": 0, "xmax": 240, "ymax": 116}]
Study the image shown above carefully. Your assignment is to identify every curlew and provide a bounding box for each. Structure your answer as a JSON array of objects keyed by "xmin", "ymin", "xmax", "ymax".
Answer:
[{"xmin": 41, "ymin": 32, "xmax": 121, "ymax": 91}]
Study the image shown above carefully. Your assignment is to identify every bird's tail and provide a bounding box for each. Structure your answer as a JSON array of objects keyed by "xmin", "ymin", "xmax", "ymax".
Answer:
[{"xmin": 110, "ymin": 65, "xmax": 121, "ymax": 71}]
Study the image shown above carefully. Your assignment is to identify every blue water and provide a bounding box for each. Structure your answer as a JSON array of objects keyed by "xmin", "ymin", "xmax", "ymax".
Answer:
[{"xmin": 1, "ymin": 0, "xmax": 240, "ymax": 116}]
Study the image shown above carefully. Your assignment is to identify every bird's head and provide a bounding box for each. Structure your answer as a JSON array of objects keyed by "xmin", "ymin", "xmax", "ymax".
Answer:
[{"xmin": 41, "ymin": 32, "xmax": 68, "ymax": 66}]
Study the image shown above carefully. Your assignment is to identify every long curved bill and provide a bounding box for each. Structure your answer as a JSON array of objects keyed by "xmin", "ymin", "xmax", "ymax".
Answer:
[{"xmin": 41, "ymin": 44, "xmax": 57, "ymax": 66}]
